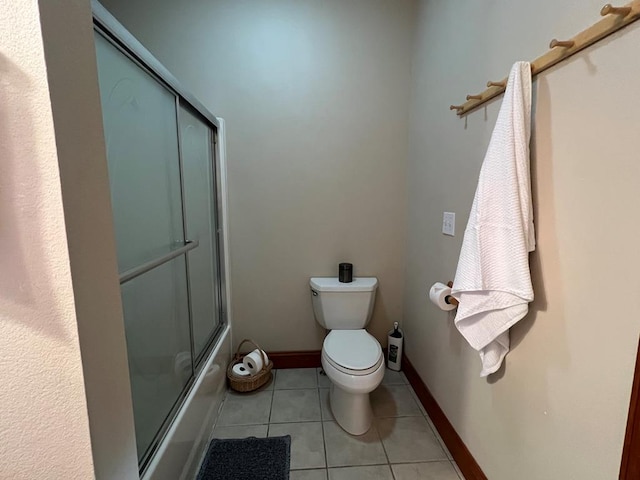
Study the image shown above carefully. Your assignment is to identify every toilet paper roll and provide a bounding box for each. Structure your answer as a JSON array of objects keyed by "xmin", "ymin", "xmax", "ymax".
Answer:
[
  {"xmin": 232, "ymin": 363, "xmax": 251, "ymax": 377},
  {"xmin": 242, "ymin": 349, "xmax": 268, "ymax": 375},
  {"xmin": 429, "ymin": 282, "xmax": 457, "ymax": 311}
]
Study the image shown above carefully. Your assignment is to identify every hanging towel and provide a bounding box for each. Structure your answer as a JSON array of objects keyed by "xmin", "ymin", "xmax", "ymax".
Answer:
[{"xmin": 451, "ymin": 61, "xmax": 534, "ymax": 377}]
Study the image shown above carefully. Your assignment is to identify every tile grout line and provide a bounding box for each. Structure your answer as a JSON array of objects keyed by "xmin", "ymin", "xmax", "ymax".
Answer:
[
  {"xmin": 266, "ymin": 378, "xmax": 277, "ymax": 436},
  {"xmin": 424, "ymin": 409, "xmax": 453, "ymax": 460},
  {"xmin": 404, "ymin": 378, "xmax": 464, "ymax": 477},
  {"xmin": 379, "ymin": 373, "xmax": 454, "ymax": 477},
  {"xmin": 316, "ymin": 369, "xmax": 330, "ymax": 474},
  {"xmin": 371, "ymin": 415, "xmax": 396, "ymax": 480},
  {"xmin": 389, "ymin": 459, "xmax": 458, "ymax": 465},
  {"xmin": 271, "ymin": 370, "xmax": 327, "ymax": 475},
  {"xmin": 407, "ymin": 381, "xmax": 453, "ymax": 461},
  {"xmin": 320, "ymin": 414, "xmax": 330, "ymax": 475}
]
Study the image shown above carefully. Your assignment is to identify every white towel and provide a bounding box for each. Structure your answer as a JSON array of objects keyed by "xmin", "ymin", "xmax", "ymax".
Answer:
[{"xmin": 451, "ymin": 61, "xmax": 535, "ymax": 377}]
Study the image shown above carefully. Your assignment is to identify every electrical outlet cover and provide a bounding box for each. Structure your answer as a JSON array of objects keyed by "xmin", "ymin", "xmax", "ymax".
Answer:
[{"xmin": 442, "ymin": 212, "xmax": 455, "ymax": 236}]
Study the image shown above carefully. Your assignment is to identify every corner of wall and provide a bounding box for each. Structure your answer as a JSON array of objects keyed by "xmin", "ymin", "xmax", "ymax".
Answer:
[{"xmin": 38, "ymin": 0, "xmax": 139, "ymax": 477}]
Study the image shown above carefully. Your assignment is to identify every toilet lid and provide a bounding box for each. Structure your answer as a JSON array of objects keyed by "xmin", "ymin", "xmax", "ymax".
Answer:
[{"xmin": 323, "ymin": 330, "xmax": 382, "ymax": 371}]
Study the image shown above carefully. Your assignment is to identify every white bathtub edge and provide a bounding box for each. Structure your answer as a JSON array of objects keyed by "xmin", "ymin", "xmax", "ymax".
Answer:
[{"xmin": 141, "ymin": 324, "xmax": 231, "ymax": 480}]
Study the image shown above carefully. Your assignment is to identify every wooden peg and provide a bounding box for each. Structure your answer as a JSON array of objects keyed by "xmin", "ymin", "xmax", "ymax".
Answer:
[
  {"xmin": 600, "ymin": 3, "xmax": 631, "ymax": 16},
  {"xmin": 549, "ymin": 38, "xmax": 575, "ymax": 48},
  {"xmin": 445, "ymin": 281, "xmax": 459, "ymax": 306},
  {"xmin": 445, "ymin": 295, "xmax": 459, "ymax": 306},
  {"xmin": 466, "ymin": 94, "xmax": 482, "ymax": 100},
  {"xmin": 449, "ymin": 104, "xmax": 463, "ymax": 111},
  {"xmin": 486, "ymin": 80, "xmax": 507, "ymax": 88}
]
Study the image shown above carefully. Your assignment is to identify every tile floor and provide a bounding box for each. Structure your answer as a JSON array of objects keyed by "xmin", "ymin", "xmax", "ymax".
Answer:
[{"xmin": 211, "ymin": 368, "xmax": 466, "ymax": 480}]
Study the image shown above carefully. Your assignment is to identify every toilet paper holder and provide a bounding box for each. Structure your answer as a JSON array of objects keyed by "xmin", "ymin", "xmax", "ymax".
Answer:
[{"xmin": 445, "ymin": 281, "xmax": 459, "ymax": 307}]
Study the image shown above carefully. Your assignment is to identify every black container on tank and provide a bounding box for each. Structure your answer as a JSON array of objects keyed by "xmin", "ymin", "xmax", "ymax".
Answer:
[{"xmin": 338, "ymin": 263, "xmax": 353, "ymax": 283}]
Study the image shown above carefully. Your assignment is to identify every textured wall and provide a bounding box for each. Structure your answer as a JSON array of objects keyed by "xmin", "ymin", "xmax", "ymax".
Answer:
[
  {"xmin": 403, "ymin": 1, "xmax": 640, "ymax": 478},
  {"xmin": 100, "ymin": 0, "xmax": 415, "ymax": 351},
  {"xmin": 0, "ymin": 2, "xmax": 95, "ymax": 478},
  {"xmin": 0, "ymin": 1, "xmax": 138, "ymax": 478}
]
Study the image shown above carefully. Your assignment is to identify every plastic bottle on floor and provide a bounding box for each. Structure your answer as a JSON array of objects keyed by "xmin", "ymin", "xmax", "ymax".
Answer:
[{"xmin": 387, "ymin": 322, "xmax": 403, "ymax": 371}]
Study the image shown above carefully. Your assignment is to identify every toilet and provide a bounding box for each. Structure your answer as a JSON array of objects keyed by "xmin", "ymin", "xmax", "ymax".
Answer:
[{"xmin": 310, "ymin": 277, "xmax": 385, "ymax": 435}]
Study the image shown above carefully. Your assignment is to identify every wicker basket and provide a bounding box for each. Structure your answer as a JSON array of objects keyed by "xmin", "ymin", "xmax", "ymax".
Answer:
[{"xmin": 227, "ymin": 339, "xmax": 273, "ymax": 393}]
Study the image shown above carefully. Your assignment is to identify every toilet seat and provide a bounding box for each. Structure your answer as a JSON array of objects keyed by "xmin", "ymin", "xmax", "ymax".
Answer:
[{"xmin": 323, "ymin": 330, "xmax": 383, "ymax": 376}]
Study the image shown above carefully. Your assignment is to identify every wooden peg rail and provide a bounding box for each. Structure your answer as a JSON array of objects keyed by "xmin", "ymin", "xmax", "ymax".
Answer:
[{"xmin": 452, "ymin": 1, "xmax": 640, "ymax": 116}]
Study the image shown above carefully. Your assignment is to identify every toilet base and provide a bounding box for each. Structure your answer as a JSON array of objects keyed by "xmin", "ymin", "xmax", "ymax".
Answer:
[
  {"xmin": 321, "ymin": 343, "xmax": 385, "ymax": 436},
  {"xmin": 329, "ymin": 383, "xmax": 374, "ymax": 435}
]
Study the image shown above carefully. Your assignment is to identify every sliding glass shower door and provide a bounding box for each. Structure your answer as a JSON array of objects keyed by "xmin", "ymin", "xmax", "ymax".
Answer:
[
  {"xmin": 94, "ymin": 30, "xmax": 224, "ymax": 470},
  {"xmin": 179, "ymin": 106, "xmax": 221, "ymax": 361}
]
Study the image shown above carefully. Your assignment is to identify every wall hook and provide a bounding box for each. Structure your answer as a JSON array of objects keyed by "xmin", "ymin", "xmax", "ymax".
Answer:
[
  {"xmin": 549, "ymin": 38, "xmax": 575, "ymax": 48},
  {"xmin": 486, "ymin": 80, "xmax": 507, "ymax": 88},
  {"xmin": 466, "ymin": 94, "xmax": 483, "ymax": 100},
  {"xmin": 449, "ymin": 105, "xmax": 464, "ymax": 111},
  {"xmin": 600, "ymin": 3, "xmax": 631, "ymax": 16}
]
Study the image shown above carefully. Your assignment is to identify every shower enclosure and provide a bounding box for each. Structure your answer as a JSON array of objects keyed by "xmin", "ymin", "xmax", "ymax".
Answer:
[{"xmin": 93, "ymin": 4, "xmax": 228, "ymax": 473}]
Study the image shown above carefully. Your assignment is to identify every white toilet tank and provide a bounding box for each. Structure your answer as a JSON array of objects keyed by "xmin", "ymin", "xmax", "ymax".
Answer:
[{"xmin": 310, "ymin": 277, "xmax": 378, "ymax": 330}]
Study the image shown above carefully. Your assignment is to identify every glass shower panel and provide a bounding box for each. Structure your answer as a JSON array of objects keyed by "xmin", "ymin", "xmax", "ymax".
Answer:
[
  {"xmin": 94, "ymin": 33, "xmax": 184, "ymax": 273},
  {"xmin": 94, "ymin": 32, "xmax": 194, "ymax": 463},
  {"xmin": 120, "ymin": 257, "xmax": 192, "ymax": 460},
  {"xmin": 179, "ymin": 106, "xmax": 220, "ymax": 359}
]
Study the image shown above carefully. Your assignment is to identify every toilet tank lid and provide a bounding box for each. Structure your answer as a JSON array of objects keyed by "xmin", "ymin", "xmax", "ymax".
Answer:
[{"xmin": 310, "ymin": 277, "xmax": 378, "ymax": 292}]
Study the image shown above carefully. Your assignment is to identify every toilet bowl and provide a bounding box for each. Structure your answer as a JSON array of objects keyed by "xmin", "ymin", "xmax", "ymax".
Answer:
[
  {"xmin": 310, "ymin": 276, "xmax": 382, "ymax": 435},
  {"xmin": 321, "ymin": 330, "xmax": 384, "ymax": 435}
]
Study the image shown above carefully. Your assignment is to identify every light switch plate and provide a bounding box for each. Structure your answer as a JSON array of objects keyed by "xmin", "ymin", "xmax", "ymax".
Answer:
[{"xmin": 442, "ymin": 212, "xmax": 455, "ymax": 236}]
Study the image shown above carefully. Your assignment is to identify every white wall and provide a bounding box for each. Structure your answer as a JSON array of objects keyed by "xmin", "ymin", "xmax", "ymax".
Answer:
[
  {"xmin": 404, "ymin": 1, "xmax": 640, "ymax": 479},
  {"xmin": 100, "ymin": 0, "xmax": 415, "ymax": 351},
  {"xmin": 0, "ymin": 1, "xmax": 138, "ymax": 478}
]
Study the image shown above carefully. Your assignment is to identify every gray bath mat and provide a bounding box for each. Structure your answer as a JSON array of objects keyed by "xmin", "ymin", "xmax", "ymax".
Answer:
[{"xmin": 196, "ymin": 435, "xmax": 291, "ymax": 480}]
